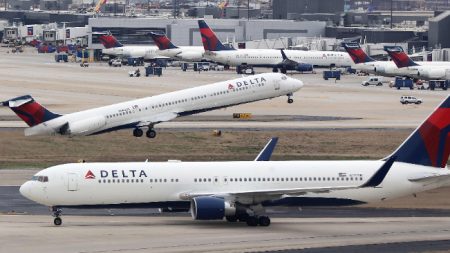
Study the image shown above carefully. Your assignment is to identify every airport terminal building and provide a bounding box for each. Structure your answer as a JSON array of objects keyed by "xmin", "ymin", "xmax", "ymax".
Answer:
[{"xmin": 88, "ymin": 18, "xmax": 327, "ymax": 49}]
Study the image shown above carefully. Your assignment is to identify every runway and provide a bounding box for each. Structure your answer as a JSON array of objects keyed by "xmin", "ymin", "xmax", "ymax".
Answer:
[
  {"xmin": 2, "ymin": 185, "xmax": 450, "ymax": 252},
  {"xmin": 2, "ymin": 215, "xmax": 450, "ymax": 253}
]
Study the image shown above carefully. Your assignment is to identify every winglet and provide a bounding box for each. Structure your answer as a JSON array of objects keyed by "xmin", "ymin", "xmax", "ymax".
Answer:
[
  {"xmin": 254, "ymin": 137, "xmax": 279, "ymax": 161},
  {"xmin": 362, "ymin": 156, "xmax": 396, "ymax": 187}
]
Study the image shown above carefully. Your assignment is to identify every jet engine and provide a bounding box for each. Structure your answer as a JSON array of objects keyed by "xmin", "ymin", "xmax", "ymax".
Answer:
[
  {"xmin": 295, "ymin": 63, "xmax": 313, "ymax": 72},
  {"xmin": 60, "ymin": 116, "xmax": 106, "ymax": 136},
  {"xmin": 190, "ymin": 196, "xmax": 236, "ymax": 220}
]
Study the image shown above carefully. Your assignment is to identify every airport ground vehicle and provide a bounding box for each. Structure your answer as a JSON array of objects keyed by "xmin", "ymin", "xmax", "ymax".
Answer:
[
  {"xmin": 400, "ymin": 96, "xmax": 422, "ymax": 104},
  {"xmin": 429, "ymin": 80, "xmax": 449, "ymax": 90},
  {"xmin": 128, "ymin": 69, "xmax": 141, "ymax": 77},
  {"xmin": 323, "ymin": 70, "xmax": 341, "ymax": 80},
  {"xmin": 393, "ymin": 77, "xmax": 414, "ymax": 89},
  {"xmin": 110, "ymin": 59, "xmax": 122, "ymax": 67},
  {"xmin": 362, "ymin": 76, "xmax": 384, "ymax": 86}
]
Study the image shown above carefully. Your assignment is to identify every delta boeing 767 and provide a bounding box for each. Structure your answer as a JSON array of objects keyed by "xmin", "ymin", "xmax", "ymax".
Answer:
[
  {"xmin": 20, "ymin": 96, "xmax": 450, "ymax": 227},
  {"xmin": 2, "ymin": 73, "xmax": 303, "ymax": 138}
]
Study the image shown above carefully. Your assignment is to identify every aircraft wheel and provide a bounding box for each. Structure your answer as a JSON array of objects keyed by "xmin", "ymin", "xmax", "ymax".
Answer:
[
  {"xmin": 146, "ymin": 129, "xmax": 156, "ymax": 138},
  {"xmin": 281, "ymin": 68, "xmax": 287, "ymax": 74},
  {"xmin": 258, "ymin": 216, "xmax": 271, "ymax": 227},
  {"xmin": 246, "ymin": 216, "xmax": 258, "ymax": 226},
  {"xmin": 272, "ymin": 68, "xmax": 279, "ymax": 73},
  {"xmin": 54, "ymin": 217, "xmax": 62, "ymax": 226},
  {"xmin": 287, "ymin": 98, "xmax": 294, "ymax": 104},
  {"xmin": 226, "ymin": 216, "xmax": 238, "ymax": 222},
  {"xmin": 133, "ymin": 128, "xmax": 143, "ymax": 137}
]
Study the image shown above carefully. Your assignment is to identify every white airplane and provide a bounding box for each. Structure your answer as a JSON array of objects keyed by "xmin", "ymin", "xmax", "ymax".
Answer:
[
  {"xmin": 20, "ymin": 96, "xmax": 450, "ymax": 227},
  {"xmin": 198, "ymin": 20, "xmax": 354, "ymax": 73},
  {"xmin": 342, "ymin": 42, "xmax": 400, "ymax": 76},
  {"xmin": 1, "ymin": 73, "xmax": 303, "ymax": 138},
  {"xmin": 149, "ymin": 32, "xmax": 205, "ymax": 62},
  {"xmin": 98, "ymin": 33, "xmax": 164, "ymax": 60},
  {"xmin": 384, "ymin": 45, "xmax": 450, "ymax": 80}
]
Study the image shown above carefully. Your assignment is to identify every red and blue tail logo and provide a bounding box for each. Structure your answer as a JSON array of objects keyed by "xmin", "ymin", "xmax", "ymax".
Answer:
[
  {"xmin": 391, "ymin": 96, "xmax": 450, "ymax": 168},
  {"xmin": 342, "ymin": 43, "xmax": 375, "ymax": 64},
  {"xmin": 198, "ymin": 20, "xmax": 235, "ymax": 52},
  {"xmin": 384, "ymin": 46, "xmax": 419, "ymax": 68},
  {"xmin": 149, "ymin": 32, "xmax": 177, "ymax": 50},
  {"xmin": 98, "ymin": 34, "xmax": 123, "ymax": 49},
  {"xmin": 1, "ymin": 95, "xmax": 61, "ymax": 127}
]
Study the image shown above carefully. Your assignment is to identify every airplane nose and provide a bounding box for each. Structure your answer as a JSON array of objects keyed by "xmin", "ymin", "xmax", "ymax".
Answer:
[
  {"xmin": 19, "ymin": 181, "xmax": 32, "ymax": 199},
  {"xmin": 291, "ymin": 78, "xmax": 304, "ymax": 90}
]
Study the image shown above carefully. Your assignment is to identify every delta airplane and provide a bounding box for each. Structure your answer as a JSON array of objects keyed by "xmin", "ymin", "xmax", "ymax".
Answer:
[
  {"xmin": 198, "ymin": 20, "xmax": 353, "ymax": 73},
  {"xmin": 1, "ymin": 73, "xmax": 303, "ymax": 138},
  {"xmin": 98, "ymin": 33, "xmax": 165, "ymax": 60},
  {"xmin": 384, "ymin": 45, "xmax": 450, "ymax": 80},
  {"xmin": 20, "ymin": 96, "xmax": 450, "ymax": 227},
  {"xmin": 149, "ymin": 32, "xmax": 205, "ymax": 62},
  {"xmin": 342, "ymin": 42, "xmax": 399, "ymax": 76}
]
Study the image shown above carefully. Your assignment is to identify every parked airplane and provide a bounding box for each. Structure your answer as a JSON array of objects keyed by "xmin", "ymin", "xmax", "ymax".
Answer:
[
  {"xmin": 20, "ymin": 96, "xmax": 450, "ymax": 227},
  {"xmin": 384, "ymin": 45, "xmax": 450, "ymax": 80},
  {"xmin": 1, "ymin": 73, "xmax": 303, "ymax": 138},
  {"xmin": 149, "ymin": 32, "xmax": 205, "ymax": 62},
  {"xmin": 342, "ymin": 42, "xmax": 399, "ymax": 76},
  {"xmin": 98, "ymin": 33, "xmax": 164, "ymax": 60},
  {"xmin": 198, "ymin": 20, "xmax": 353, "ymax": 73}
]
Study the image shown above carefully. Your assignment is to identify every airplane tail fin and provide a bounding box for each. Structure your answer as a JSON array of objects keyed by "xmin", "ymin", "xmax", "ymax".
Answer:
[
  {"xmin": 384, "ymin": 45, "xmax": 419, "ymax": 68},
  {"xmin": 198, "ymin": 20, "xmax": 235, "ymax": 51},
  {"xmin": 149, "ymin": 32, "xmax": 178, "ymax": 50},
  {"xmin": 389, "ymin": 95, "xmax": 450, "ymax": 168},
  {"xmin": 1, "ymin": 95, "xmax": 61, "ymax": 127},
  {"xmin": 342, "ymin": 42, "xmax": 376, "ymax": 64},
  {"xmin": 98, "ymin": 33, "xmax": 123, "ymax": 49}
]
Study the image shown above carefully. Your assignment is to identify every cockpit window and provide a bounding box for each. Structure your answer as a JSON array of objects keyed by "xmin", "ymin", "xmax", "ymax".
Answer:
[{"xmin": 31, "ymin": 176, "xmax": 48, "ymax": 182}]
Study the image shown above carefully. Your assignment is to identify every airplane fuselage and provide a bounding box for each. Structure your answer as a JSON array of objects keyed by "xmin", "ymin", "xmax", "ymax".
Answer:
[
  {"xmin": 102, "ymin": 45, "xmax": 162, "ymax": 60},
  {"xmin": 20, "ymin": 160, "xmax": 449, "ymax": 208},
  {"xmin": 205, "ymin": 49, "xmax": 354, "ymax": 68},
  {"xmin": 24, "ymin": 73, "xmax": 302, "ymax": 136}
]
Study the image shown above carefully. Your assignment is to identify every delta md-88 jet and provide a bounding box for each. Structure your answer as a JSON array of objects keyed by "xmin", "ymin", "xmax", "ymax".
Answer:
[
  {"xmin": 20, "ymin": 96, "xmax": 450, "ymax": 227},
  {"xmin": 1, "ymin": 73, "xmax": 303, "ymax": 138}
]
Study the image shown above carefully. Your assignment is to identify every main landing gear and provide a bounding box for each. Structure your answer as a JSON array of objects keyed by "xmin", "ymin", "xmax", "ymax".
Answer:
[
  {"xmin": 287, "ymin": 93, "xmax": 294, "ymax": 104},
  {"xmin": 226, "ymin": 214, "xmax": 271, "ymax": 227},
  {"xmin": 52, "ymin": 207, "xmax": 62, "ymax": 226},
  {"xmin": 133, "ymin": 126, "xmax": 156, "ymax": 138}
]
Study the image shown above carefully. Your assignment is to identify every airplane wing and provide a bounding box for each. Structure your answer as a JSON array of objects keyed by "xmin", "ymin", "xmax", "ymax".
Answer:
[
  {"xmin": 179, "ymin": 156, "xmax": 396, "ymax": 200},
  {"xmin": 137, "ymin": 112, "xmax": 179, "ymax": 127}
]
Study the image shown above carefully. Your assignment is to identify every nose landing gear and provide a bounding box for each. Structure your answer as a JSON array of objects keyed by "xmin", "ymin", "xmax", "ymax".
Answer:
[
  {"xmin": 52, "ymin": 207, "xmax": 62, "ymax": 226},
  {"xmin": 287, "ymin": 93, "xmax": 294, "ymax": 104}
]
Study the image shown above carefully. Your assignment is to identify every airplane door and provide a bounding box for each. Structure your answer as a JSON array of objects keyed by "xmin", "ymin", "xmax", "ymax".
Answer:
[{"xmin": 67, "ymin": 173, "xmax": 78, "ymax": 191}]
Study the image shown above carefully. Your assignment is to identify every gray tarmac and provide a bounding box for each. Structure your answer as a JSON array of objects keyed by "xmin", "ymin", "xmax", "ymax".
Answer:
[{"xmin": 2, "ymin": 185, "xmax": 450, "ymax": 253}]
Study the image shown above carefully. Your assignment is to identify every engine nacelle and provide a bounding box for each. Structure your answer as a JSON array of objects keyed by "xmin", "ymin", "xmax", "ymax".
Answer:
[
  {"xmin": 190, "ymin": 196, "xmax": 235, "ymax": 220},
  {"xmin": 374, "ymin": 66, "xmax": 386, "ymax": 75},
  {"xmin": 296, "ymin": 63, "xmax": 313, "ymax": 72},
  {"xmin": 62, "ymin": 116, "xmax": 106, "ymax": 135}
]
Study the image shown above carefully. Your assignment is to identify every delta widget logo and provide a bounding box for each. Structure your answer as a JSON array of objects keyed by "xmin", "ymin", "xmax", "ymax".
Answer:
[{"xmin": 85, "ymin": 170, "xmax": 96, "ymax": 179}]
